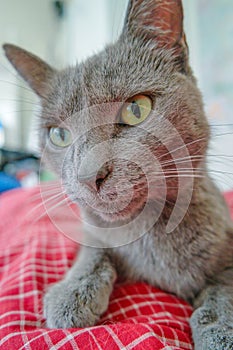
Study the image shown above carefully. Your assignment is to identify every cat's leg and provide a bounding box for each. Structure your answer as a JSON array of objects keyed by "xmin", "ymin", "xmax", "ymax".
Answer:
[
  {"xmin": 191, "ymin": 277, "xmax": 233, "ymax": 350},
  {"xmin": 43, "ymin": 246, "xmax": 116, "ymax": 328}
]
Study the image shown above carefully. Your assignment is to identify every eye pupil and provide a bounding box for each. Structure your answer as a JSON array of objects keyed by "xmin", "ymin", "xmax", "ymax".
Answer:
[
  {"xmin": 60, "ymin": 128, "xmax": 65, "ymax": 141},
  {"xmin": 131, "ymin": 101, "xmax": 141, "ymax": 119}
]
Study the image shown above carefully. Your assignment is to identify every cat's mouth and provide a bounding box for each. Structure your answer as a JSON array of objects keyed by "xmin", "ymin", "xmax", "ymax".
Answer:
[
  {"xmin": 70, "ymin": 159, "xmax": 150, "ymax": 221},
  {"xmin": 91, "ymin": 193, "xmax": 147, "ymax": 223},
  {"xmin": 72, "ymin": 178, "xmax": 149, "ymax": 223}
]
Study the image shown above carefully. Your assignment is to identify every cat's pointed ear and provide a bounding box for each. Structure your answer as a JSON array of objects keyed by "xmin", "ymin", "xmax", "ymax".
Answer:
[
  {"xmin": 122, "ymin": 0, "xmax": 188, "ymax": 62},
  {"xmin": 3, "ymin": 44, "xmax": 55, "ymax": 98}
]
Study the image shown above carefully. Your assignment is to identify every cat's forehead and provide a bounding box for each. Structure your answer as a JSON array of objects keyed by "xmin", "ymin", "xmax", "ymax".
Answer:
[
  {"xmin": 51, "ymin": 38, "xmax": 174, "ymax": 119},
  {"xmin": 81, "ymin": 39, "xmax": 173, "ymax": 102}
]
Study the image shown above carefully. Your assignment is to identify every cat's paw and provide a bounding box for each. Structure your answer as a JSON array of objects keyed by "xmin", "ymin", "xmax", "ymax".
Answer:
[
  {"xmin": 191, "ymin": 307, "xmax": 233, "ymax": 350},
  {"xmin": 43, "ymin": 278, "xmax": 111, "ymax": 328}
]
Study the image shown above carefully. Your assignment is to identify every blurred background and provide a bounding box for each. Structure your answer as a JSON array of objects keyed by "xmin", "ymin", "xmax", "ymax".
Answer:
[{"xmin": 0, "ymin": 0, "xmax": 232, "ymax": 191}]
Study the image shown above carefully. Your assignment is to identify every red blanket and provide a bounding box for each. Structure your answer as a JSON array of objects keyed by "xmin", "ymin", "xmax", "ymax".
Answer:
[{"xmin": 0, "ymin": 186, "xmax": 232, "ymax": 350}]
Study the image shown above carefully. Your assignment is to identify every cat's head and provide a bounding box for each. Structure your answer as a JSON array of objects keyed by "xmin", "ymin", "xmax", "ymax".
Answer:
[{"xmin": 3, "ymin": 0, "xmax": 209, "ymax": 226}]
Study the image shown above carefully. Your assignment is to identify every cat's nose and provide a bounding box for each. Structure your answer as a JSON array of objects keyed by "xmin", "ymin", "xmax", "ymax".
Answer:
[{"xmin": 78, "ymin": 165, "xmax": 112, "ymax": 191}]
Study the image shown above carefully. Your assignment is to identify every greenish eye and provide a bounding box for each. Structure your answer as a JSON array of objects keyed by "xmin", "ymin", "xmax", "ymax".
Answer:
[
  {"xmin": 49, "ymin": 127, "xmax": 72, "ymax": 147},
  {"xmin": 120, "ymin": 94, "xmax": 152, "ymax": 126}
]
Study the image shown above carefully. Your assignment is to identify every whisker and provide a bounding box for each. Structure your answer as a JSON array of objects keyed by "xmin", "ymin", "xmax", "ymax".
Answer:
[
  {"xmin": 2, "ymin": 108, "xmax": 38, "ymax": 114},
  {"xmin": 155, "ymin": 174, "xmax": 205, "ymax": 179},
  {"xmin": 160, "ymin": 166, "xmax": 233, "ymax": 177},
  {"xmin": 0, "ymin": 98, "xmax": 40, "ymax": 106},
  {"xmin": 160, "ymin": 155, "xmax": 205, "ymax": 167},
  {"xmin": 157, "ymin": 133, "xmax": 232, "ymax": 167},
  {"xmin": 0, "ymin": 79, "xmax": 35, "ymax": 95},
  {"xmin": 27, "ymin": 188, "xmax": 64, "ymax": 203},
  {"xmin": 208, "ymin": 154, "xmax": 233, "ymax": 159},
  {"xmin": 39, "ymin": 181, "xmax": 62, "ymax": 188},
  {"xmin": 161, "ymin": 155, "xmax": 233, "ymax": 170},
  {"xmin": 207, "ymin": 169, "xmax": 233, "ymax": 176},
  {"xmin": 25, "ymin": 191, "xmax": 67, "ymax": 220},
  {"xmin": 0, "ymin": 61, "xmax": 36, "ymax": 93},
  {"xmin": 39, "ymin": 181, "xmax": 64, "ymax": 190},
  {"xmin": 30, "ymin": 197, "xmax": 70, "ymax": 224},
  {"xmin": 210, "ymin": 131, "xmax": 233, "ymax": 138},
  {"xmin": 210, "ymin": 123, "xmax": 233, "ymax": 126},
  {"xmin": 158, "ymin": 137, "xmax": 206, "ymax": 161}
]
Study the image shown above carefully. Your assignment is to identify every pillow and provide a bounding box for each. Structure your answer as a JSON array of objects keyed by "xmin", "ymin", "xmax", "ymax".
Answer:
[{"xmin": 2, "ymin": 186, "xmax": 231, "ymax": 349}]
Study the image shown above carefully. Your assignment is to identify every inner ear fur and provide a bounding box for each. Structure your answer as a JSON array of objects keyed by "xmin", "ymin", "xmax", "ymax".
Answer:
[{"xmin": 122, "ymin": 0, "xmax": 189, "ymax": 70}]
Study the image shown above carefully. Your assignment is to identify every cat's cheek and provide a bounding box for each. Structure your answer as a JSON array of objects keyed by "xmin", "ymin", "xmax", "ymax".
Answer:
[
  {"xmin": 41, "ymin": 147, "xmax": 68, "ymax": 178},
  {"xmin": 64, "ymin": 181, "xmax": 97, "ymax": 208}
]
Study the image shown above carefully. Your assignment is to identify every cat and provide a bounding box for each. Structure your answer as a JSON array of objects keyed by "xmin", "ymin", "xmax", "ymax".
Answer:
[{"xmin": 3, "ymin": 0, "xmax": 233, "ymax": 348}]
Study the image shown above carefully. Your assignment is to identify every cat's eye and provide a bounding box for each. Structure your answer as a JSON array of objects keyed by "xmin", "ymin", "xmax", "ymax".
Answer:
[
  {"xmin": 119, "ymin": 95, "xmax": 152, "ymax": 126},
  {"xmin": 49, "ymin": 127, "xmax": 72, "ymax": 147}
]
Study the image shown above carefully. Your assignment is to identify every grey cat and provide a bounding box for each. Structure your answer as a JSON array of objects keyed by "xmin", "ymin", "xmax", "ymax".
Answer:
[{"xmin": 3, "ymin": 0, "xmax": 233, "ymax": 349}]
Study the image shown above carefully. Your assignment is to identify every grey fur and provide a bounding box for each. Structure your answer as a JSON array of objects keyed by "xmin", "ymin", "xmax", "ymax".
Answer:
[
  {"xmin": 44, "ymin": 247, "xmax": 116, "ymax": 328},
  {"xmin": 3, "ymin": 0, "xmax": 233, "ymax": 348}
]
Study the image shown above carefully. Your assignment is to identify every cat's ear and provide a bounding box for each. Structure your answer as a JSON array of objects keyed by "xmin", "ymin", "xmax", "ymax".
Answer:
[
  {"xmin": 3, "ymin": 44, "xmax": 55, "ymax": 98},
  {"xmin": 123, "ymin": 0, "xmax": 188, "ymax": 65}
]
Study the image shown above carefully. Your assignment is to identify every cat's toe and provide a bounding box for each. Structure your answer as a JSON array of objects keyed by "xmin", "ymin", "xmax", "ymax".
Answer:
[
  {"xmin": 191, "ymin": 307, "xmax": 233, "ymax": 350},
  {"xmin": 195, "ymin": 326, "xmax": 233, "ymax": 350},
  {"xmin": 43, "ymin": 281, "xmax": 102, "ymax": 328}
]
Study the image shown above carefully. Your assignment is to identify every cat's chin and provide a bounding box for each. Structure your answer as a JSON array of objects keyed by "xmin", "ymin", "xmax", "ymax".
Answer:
[
  {"xmin": 96, "ymin": 211, "xmax": 133, "ymax": 223},
  {"xmin": 91, "ymin": 199, "xmax": 147, "ymax": 224},
  {"xmin": 68, "ymin": 183, "xmax": 149, "ymax": 224}
]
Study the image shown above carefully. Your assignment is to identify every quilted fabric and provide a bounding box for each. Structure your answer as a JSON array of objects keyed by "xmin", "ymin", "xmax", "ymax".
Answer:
[{"xmin": 0, "ymin": 186, "xmax": 232, "ymax": 350}]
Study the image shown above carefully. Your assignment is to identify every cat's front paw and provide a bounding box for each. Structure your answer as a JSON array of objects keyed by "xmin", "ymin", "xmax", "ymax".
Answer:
[
  {"xmin": 44, "ymin": 278, "xmax": 110, "ymax": 328},
  {"xmin": 191, "ymin": 307, "xmax": 233, "ymax": 350}
]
